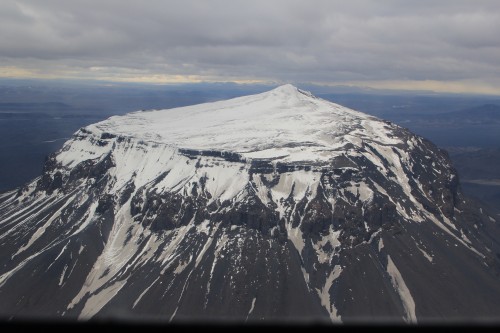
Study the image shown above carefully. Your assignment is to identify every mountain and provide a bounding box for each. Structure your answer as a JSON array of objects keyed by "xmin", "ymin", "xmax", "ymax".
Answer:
[{"xmin": 1, "ymin": 85, "xmax": 499, "ymax": 324}]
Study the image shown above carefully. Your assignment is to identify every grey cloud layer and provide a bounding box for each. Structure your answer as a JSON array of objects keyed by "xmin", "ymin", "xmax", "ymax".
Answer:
[{"xmin": 2, "ymin": 0, "xmax": 500, "ymax": 85}]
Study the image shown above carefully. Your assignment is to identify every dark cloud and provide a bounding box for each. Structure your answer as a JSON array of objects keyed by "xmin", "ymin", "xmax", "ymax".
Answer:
[{"xmin": 1, "ymin": 0, "xmax": 500, "ymax": 93}]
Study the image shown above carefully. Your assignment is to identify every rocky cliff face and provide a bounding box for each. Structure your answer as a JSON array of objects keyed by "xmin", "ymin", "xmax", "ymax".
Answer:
[{"xmin": 1, "ymin": 85, "xmax": 499, "ymax": 323}]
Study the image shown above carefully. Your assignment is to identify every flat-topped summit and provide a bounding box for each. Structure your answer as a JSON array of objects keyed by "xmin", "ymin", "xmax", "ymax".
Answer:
[{"xmin": 64, "ymin": 85, "xmax": 391, "ymax": 165}]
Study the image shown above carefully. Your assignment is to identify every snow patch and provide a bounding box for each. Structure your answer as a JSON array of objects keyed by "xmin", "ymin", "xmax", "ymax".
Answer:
[
  {"xmin": 133, "ymin": 276, "xmax": 160, "ymax": 309},
  {"xmin": 416, "ymin": 245, "xmax": 433, "ymax": 263},
  {"xmin": 386, "ymin": 255, "xmax": 417, "ymax": 323},
  {"xmin": 58, "ymin": 265, "xmax": 68, "ymax": 286},
  {"xmin": 14, "ymin": 193, "xmax": 77, "ymax": 257},
  {"xmin": 316, "ymin": 265, "xmax": 342, "ymax": 323},
  {"xmin": 79, "ymin": 280, "xmax": 127, "ymax": 319},
  {"xmin": 312, "ymin": 227, "xmax": 341, "ymax": 264},
  {"xmin": 246, "ymin": 297, "xmax": 257, "ymax": 321},
  {"xmin": 378, "ymin": 238, "xmax": 384, "ymax": 252}
]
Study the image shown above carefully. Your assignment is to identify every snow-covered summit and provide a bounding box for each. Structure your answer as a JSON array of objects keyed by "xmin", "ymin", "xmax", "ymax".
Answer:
[
  {"xmin": 3, "ymin": 83, "xmax": 499, "ymax": 322},
  {"xmin": 79, "ymin": 84, "xmax": 395, "ymax": 164}
]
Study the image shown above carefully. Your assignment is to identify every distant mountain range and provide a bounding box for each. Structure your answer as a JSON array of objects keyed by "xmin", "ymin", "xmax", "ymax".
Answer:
[{"xmin": 389, "ymin": 104, "xmax": 500, "ymax": 126}]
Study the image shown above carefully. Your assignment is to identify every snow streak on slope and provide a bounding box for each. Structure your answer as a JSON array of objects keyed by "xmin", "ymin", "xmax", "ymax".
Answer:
[{"xmin": 387, "ymin": 255, "xmax": 416, "ymax": 323}]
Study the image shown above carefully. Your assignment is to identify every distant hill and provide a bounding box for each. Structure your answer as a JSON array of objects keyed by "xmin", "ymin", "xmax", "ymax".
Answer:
[
  {"xmin": 450, "ymin": 147, "xmax": 500, "ymax": 180},
  {"xmin": 388, "ymin": 104, "xmax": 500, "ymax": 126},
  {"xmin": 447, "ymin": 148, "xmax": 500, "ymax": 212},
  {"xmin": 0, "ymin": 102, "xmax": 71, "ymax": 113},
  {"xmin": 432, "ymin": 104, "xmax": 500, "ymax": 123}
]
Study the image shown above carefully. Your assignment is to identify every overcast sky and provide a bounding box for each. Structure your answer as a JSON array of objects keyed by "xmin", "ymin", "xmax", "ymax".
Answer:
[{"xmin": 1, "ymin": 0, "xmax": 500, "ymax": 94}]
